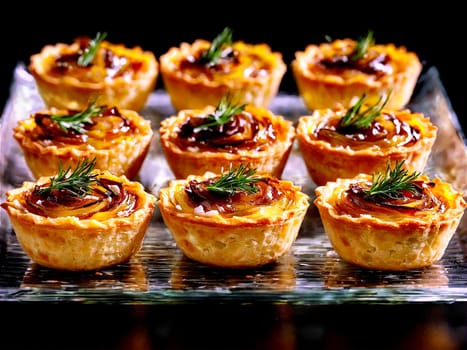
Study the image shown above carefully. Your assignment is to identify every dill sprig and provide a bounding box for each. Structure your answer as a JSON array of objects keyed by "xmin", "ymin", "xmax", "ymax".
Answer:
[
  {"xmin": 51, "ymin": 99, "xmax": 105, "ymax": 133},
  {"xmin": 77, "ymin": 32, "xmax": 108, "ymax": 67},
  {"xmin": 363, "ymin": 160, "xmax": 421, "ymax": 200},
  {"xmin": 37, "ymin": 158, "xmax": 99, "ymax": 197},
  {"xmin": 194, "ymin": 93, "xmax": 246, "ymax": 132},
  {"xmin": 350, "ymin": 30, "xmax": 375, "ymax": 61},
  {"xmin": 199, "ymin": 27, "xmax": 233, "ymax": 66},
  {"xmin": 206, "ymin": 164, "xmax": 262, "ymax": 196},
  {"xmin": 339, "ymin": 93, "xmax": 390, "ymax": 130}
]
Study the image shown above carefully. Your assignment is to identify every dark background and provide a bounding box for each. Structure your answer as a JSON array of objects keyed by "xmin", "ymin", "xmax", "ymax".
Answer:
[
  {"xmin": 1, "ymin": 3, "xmax": 467, "ymax": 349},
  {"xmin": 1, "ymin": 4, "xmax": 466, "ymax": 134}
]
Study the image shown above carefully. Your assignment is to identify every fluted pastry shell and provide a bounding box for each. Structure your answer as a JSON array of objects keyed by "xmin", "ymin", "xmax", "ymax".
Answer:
[
  {"xmin": 1, "ymin": 171, "xmax": 156, "ymax": 271},
  {"xmin": 158, "ymin": 172, "xmax": 310, "ymax": 268},
  {"xmin": 291, "ymin": 38, "xmax": 422, "ymax": 110},
  {"xmin": 159, "ymin": 39, "xmax": 286, "ymax": 110},
  {"xmin": 29, "ymin": 38, "xmax": 158, "ymax": 111},
  {"xmin": 13, "ymin": 107, "xmax": 153, "ymax": 179},
  {"xmin": 314, "ymin": 174, "xmax": 467, "ymax": 271},
  {"xmin": 296, "ymin": 107, "xmax": 437, "ymax": 186},
  {"xmin": 159, "ymin": 104, "xmax": 295, "ymax": 179}
]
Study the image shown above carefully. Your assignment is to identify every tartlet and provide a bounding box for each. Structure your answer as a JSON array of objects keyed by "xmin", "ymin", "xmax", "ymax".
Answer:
[
  {"xmin": 13, "ymin": 101, "xmax": 153, "ymax": 179},
  {"xmin": 159, "ymin": 94, "xmax": 295, "ymax": 179},
  {"xmin": 291, "ymin": 31, "xmax": 422, "ymax": 110},
  {"xmin": 0, "ymin": 159, "xmax": 156, "ymax": 271},
  {"xmin": 28, "ymin": 32, "xmax": 159, "ymax": 111},
  {"xmin": 314, "ymin": 161, "xmax": 467, "ymax": 271},
  {"xmin": 159, "ymin": 27, "xmax": 286, "ymax": 110},
  {"xmin": 296, "ymin": 94, "xmax": 437, "ymax": 186},
  {"xmin": 158, "ymin": 165, "xmax": 310, "ymax": 268}
]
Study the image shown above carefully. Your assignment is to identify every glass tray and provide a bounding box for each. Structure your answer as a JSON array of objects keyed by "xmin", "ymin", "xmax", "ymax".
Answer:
[{"xmin": 1, "ymin": 63, "xmax": 466, "ymax": 304}]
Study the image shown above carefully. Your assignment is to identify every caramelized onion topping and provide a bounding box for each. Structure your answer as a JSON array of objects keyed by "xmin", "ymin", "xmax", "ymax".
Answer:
[
  {"xmin": 33, "ymin": 106, "xmax": 134, "ymax": 146},
  {"xmin": 178, "ymin": 46, "xmax": 269, "ymax": 80},
  {"xmin": 315, "ymin": 113, "xmax": 420, "ymax": 149},
  {"xmin": 185, "ymin": 177, "xmax": 286, "ymax": 215},
  {"xmin": 49, "ymin": 36, "xmax": 143, "ymax": 81},
  {"xmin": 180, "ymin": 48, "xmax": 240, "ymax": 78},
  {"xmin": 338, "ymin": 180, "xmax": 445, "ymax": 217},
  {"xmin": 175, "ymin": 110, "xmax": 276, "ymax": 152},
  {"xmin": 319, "ymin": 49, "xmax": 392, "ymax": 75},
  {"xmin": 25, "ymin": 177, "xmax": 138, "ymax": 219}
]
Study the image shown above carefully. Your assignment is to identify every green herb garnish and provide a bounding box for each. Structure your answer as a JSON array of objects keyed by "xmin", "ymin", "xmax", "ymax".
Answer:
[
  {"xmin": 206, "ymin": 163, "xmax": 262, "ymax": 196},
  {"xmin": 350, "ymin": 30, "xmax": 374, "ymax": 61},
  {"xmin": 37, "ymin": 158, "xmax": 99, "ymax": 197},
  {"xmin": 199, "ymin": 27, "xmax": 233, "ymax": 66},
  {"xmin": 363, "ymin": 160, "xmax": 421, "ymax": 200},
  {"xmin": 51, "ymin": 99, "xmax": 105, "ymax": 133},
  {"xmin": 77, "ymin": 32, "xmax": 107, "ymax": 67},
  {"xmin": 339, "ymin": 93, "xmax": 390, "ymax": 130},
  {"xmin": 194, "ymin": 93, "xmax": 246, "ymax": 132}
]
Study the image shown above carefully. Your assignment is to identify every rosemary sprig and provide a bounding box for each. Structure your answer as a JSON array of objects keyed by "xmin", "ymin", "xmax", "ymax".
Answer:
[
  {"xmin": 363, "ymin": 160, "xmax": 421, "ymax": 200},
  {"xmin": 77, "ymin": 32, "xmax": 108, "ymax": 67},
  {"xmin": 51, "ymin": 99, "xmax": 105, "ymax": 133},
  {"xmin": 37, "ymin": 158, "xmax": 99, "ymax": 197},
  {"xmin": 206, "ymin": 164, "xmax": 262, "ymax": 196},
  {"xmin": 199, "ymin": 27, "xmax": 233, "ymax": 66},
  {"xmin": 194, "ymin": 93, "xmax": 246, "ymax": 132},
  {"xmin": 350, "ymin": 30, "xmax": 374, "ymax": 61},
  {"xmin": 339, "ymin": 93, "xmax": 390, "ymax": 130}
]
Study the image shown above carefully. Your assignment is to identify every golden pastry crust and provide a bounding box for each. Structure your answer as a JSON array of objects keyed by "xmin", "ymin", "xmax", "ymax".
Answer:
[
  {"xmin": 159, "ymin": 104, "xmax": 295, "ymax": 179},
  {"xmin": 1, "ymin": 170, "xmax": 156, "ymax": 271},
  {"xmin": 291, "ymin": 38, "xmax": 422, "ymax": 110},
  {"xmin": 13, "ymin": 105, "xmax": 153, "ymax": 179},
  {"xmin": 296, "ymin": 106, "xmax": 437, "ymax": 186},
  {"xmin": 159, "ymin": 39, "xmax": 286, "ymax": 110},
  {"xmin": 314, "ymin": 174, "xmax": 466, "ymax": 271},
  {"xmin": 28, "ymin": 35, "xmax": 159, "ymax": 111},
  {"xmin": 158, "ymin": 172, "xmax": 310, "ymax": 268}
]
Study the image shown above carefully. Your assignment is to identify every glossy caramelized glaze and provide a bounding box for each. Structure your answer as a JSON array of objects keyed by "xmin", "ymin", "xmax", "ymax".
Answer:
[
  {"xmin": 176, "ymin": 40, "xmax": 276, "ymax": 82},
  {"xmin": 335, "ymin": 177, "xmax": 445, "ymax": 220},
  {"xmin": 312, "ymin": 39, "xmax": 395, "ymax": 79},
  {"xmin": 44, "ymin": 36, "xmax": 147, "ymax": 83},
  {"xmin": 30, "ymin": 106, "xmax": 144, "ymax": 149},
  {"xmin": 300, "ymin": 38, "xmax": 417, "ymax": 82},
  {"xmin": 314, "ymin": 109, "xmax": 421, "ymax": 150},
  {"xmin": 173, "ymin": 106, "xmax": 281, "ymax": 153},
  {"xmin": 173, "ymin": 175, "xmax": 298, "ymax": 218},
  {"xmin": 25, "ymin": 172, "xmax": 139, "ymax": 220}
]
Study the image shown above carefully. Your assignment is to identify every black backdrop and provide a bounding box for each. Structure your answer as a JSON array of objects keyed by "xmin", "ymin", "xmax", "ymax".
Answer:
[
  {"xmin": 1, "ymin": 4, "xmax": 467, "ymax": 346},
  {"xmin": 1, "ymin": 3, "xmax": 465, "ymax": 133}
]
